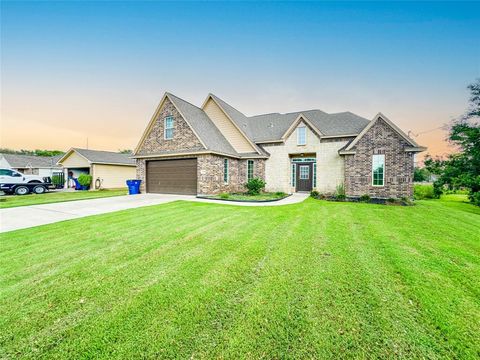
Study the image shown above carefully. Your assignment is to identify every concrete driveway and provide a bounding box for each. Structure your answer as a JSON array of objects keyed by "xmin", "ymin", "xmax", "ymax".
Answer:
[{"xmin": 0, "ymin": 193, "xmax": 309, "ymax": 233}]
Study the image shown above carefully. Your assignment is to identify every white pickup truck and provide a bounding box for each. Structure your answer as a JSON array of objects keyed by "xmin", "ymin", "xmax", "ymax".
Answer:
[{"xmin": 0, "ymin": 168, "xmax": 53, "ymax": 195}]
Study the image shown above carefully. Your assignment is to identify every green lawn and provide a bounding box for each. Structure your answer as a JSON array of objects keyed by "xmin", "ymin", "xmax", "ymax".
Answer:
[
  {"xmin": 0, "ymin": 189, "xmax": 127, "ymax": 209},
  {"xmin": 1, "ymin": 197, "xmax": 479, "ymax": 358}
]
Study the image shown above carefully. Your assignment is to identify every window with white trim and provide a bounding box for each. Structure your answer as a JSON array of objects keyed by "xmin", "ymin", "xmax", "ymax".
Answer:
[
  {"xmin": 164, "ymin": 116, "xmax": 174, "ymax": 139},
  {"xmin": 313, "ymin": 163, "xmax": 317, "ymax": 188},
  {"xmin": 247, "ymin": 160, "xmax": 254, "ymax": 181},
  {"xmin": 372, "ymin": 154, "xmax": 385, "ymax": 186},
  {"xmin": 223, "ymin": 159, "xmax": 229, "ymax": 184},
  {"xmin": 297, "ymin": 126, "xmax": 306, "ymax": 145}
]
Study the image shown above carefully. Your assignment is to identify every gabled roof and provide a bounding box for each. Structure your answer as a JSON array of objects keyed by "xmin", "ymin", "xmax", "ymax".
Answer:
[
  {"xmin": 134, "ymin": 92, "xmax": 424, "ymax": 159},
  {"xmin": 0, "ymin": 153, "xmax": 63, "ymax": 169},
  {"xmin": 167, "ymin": 93, "xmax": 238, "ymax": 156},
  {"xmin": 203, "ymin": 94, "xmax": 264, "ymax": 154},
  {"xmin": 343, "ymin": 113, "xmax": 423, "ymax": 152},
  {"xmin": 134, "ymin": 93, "xmax": 239, "ymax": 157},
  {"xmin": 58, "ymin": 148, "xmax": 136, "ymax": 166},
  {"xmin": 280, "ymin": 114, "xmax": 324, "ymax": 140},
  {"xmin": 205, "ymin": 95, "xmax": 371, "ymax": 143}
]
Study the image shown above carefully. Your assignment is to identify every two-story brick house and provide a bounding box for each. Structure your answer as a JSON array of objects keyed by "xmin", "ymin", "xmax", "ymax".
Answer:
[{"xmin": 133, "ymin": 92, "xmax": 425, "ymax": 198}]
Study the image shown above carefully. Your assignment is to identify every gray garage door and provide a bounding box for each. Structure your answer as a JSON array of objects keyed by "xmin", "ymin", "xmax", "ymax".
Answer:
[{"xmin": 146, "ymin": 159, "xmax": 197, "ymax": 195}]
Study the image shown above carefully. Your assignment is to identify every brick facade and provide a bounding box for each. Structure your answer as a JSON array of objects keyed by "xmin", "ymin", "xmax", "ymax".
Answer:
[
  {"xmin": 136, "ymin": 159, "xmax": 146, "ymax": 192},
  {"xmin": 197, "ymin": 155, "xmax": 265, "ymax": 195},
  {"xmin": 344, "ymin": 118, "xmax": 415, "ymax": 199},
  {"xmin": 135, "ymin": 97, "xmax": 266, "ymax": 195},
  {"xmin": 137, "ymin": 97, "xmax": 204, "ymax": 156},
  {"xmin": 137, "ymin": 155, "xmax": 265, "ymax": 195}
]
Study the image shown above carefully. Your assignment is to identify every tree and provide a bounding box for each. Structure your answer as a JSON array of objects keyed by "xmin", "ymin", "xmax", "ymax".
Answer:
[
  {"xmin": 425, "ymin": 79, "xmax": 480, "ymax": 205},
  {"xmin": 466, "ymin": 80, "xmax": 480, "ymax": 118},
  {"xmin": 118, "ymin": 149, "xmax": 133, "ymax": 154},
  {"xmin": 0, "ymin": 148, "xmax": 64, "ymax": 157},
  {"xmin": 413, "ymin": 167, "xmax": 429, "ymax": 182}
]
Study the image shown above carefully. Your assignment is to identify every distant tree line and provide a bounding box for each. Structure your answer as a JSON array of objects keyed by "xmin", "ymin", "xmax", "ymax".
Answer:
[{"xmin": 0, "ymin": 148, "xmax": 65, "ymax": 157}]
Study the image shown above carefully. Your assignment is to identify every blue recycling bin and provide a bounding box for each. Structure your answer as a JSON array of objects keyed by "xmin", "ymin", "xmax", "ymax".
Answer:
[
  {"xmin": 74, "ymin": 178, "xmax": 82, "ymax": 191},
  {"xmin": 126, "ymin": 179, "xmax": 142, "ymax": 195}
]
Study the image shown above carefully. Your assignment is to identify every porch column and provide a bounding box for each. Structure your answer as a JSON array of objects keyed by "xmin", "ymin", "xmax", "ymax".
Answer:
[{"xmin": 64, "ymin": 168, "xmax": 69, "ymax": 189}]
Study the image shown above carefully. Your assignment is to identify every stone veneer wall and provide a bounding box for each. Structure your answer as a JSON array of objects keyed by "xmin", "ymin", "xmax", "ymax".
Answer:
[
  {"xmin": 197, "ymin": 154, "xmax": 265, "ymax": 195},
  {"xmin": 137, "ymin": 97, "xmax": 204, "ymax": 155},
  {"xmin": 262, "ymin": 122, "xmax": 349, "ymax": 194},
  {"xmin": 344, "ymin": 117, "xmax": 415, "ymax": 199}
]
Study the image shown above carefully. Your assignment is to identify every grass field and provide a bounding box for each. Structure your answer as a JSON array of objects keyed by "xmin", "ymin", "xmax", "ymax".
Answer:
[
  {"xmin": 1, "ymin": 196, "xmax": 479, "ymax": 358},
  {"xmin": 0, "ymin": 189, "xmax": 127, "ymax": 209}
]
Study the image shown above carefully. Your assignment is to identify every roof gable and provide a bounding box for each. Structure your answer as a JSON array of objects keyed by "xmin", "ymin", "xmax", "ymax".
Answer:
[
  {"xmin": 281, "ymin": 114, "xmax": 323, "ymax": 141},
  {"xmin": 58, "ymin": 148, "xmax": 135, "ymax": 166},
  {"xmin": 245, "ymin": 110, "xmax": 370, "ymax": 143},
  {"xmin": 345, "ymin": 113, "xmax": 420, "ymax": 152},
  {"xmin": 167, "ymin": 93, "xmax": 238, "ymax": 156},
  {"xmin": 134, "ymin": 93, "xmax": 207, "ymax": 155},
  {"xmin": 134, "ymin": 92, "xmax": 239, "ymax": 157},
  {"xmin": 0, "ymin": 153, "xmax": 62, "ymax": 168},
  {"xmin": 202, "ymin": 94, "xmax": 261, "ymax": 154}
]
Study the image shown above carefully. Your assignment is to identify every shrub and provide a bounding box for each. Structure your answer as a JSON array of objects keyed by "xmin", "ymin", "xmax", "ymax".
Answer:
[
  {"xmin": 334, "ymin": 183, "xmax": 346, "ymax": 200},
  {"xmin": 51, "ymin": 175, "xmax": 64, "ymax": 186},
  {"xmin": 444, "ymin": 188, "xmax": 468, "ymax": 195},
  {"xmin": 78, "ymin": 174, "xmax": 93, "ymax": 187},
  {"xmin": 275, "ymin": 191, "xmax": 287, "ymax": 197},
  {"xmin": 413, "ymin": 167, "xmax": 430, "ymax": 182},
  {"xmin": 470, "ymin": 191, "xmax": 480, "ymax": 207},
  {"xmin": 219, "ymin": 193, "xmax": 230, "ymax": 199},
  {"xmin": 310, "ymin": 190, "xmax": 320, "ymax": 198},
  {"xmin": 414, "ymin": 184, "xmax": 435, "ymax": 200},
  {"xmin": 359, "ymin": 194, "xmax": 371, "ymax": 203},
  {"xmin": 433, "ymin": 182, "xmax": 443, "ymax": 198},
  {"xmin": 244, "ymin": 178, "xmax": 266, "ymax": 195}
]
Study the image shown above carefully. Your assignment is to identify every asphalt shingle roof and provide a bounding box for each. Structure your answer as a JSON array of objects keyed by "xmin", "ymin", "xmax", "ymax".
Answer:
[
  {"xmin": 208, "ymin": 94, "xmax": 273, "ymax": 154},
  {"xmin": 208, "ymin": 94, "xmax": 371, "ymax": 143},
  {"xmin": 167, "ymin": 93, "xmax": 239, "ymax": 156},
  {"xmin": 72, "ymin": 148, "xmax": 136, "ymax": 165},
  {"xmin": 137, "ymin": 92, "xmax": 373, "ymax": 158},
  {"xmin": 0, "ymin": 154, "xmax": 63, "ymax": 168}
]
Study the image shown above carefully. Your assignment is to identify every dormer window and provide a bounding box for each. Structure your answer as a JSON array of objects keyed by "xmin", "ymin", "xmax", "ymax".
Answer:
[
  {"xmin": 297, "ymin": 126, "xmax": 306, "ymax": 145},
  {"xmin": 164, "ymin": 116, "xmax": 174, "ymax": 140}
]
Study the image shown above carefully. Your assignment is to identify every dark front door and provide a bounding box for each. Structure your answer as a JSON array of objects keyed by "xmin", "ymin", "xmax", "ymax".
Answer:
[{"xmin": 296, "ymin": 163, "xmax": 313, "ymax": 192}]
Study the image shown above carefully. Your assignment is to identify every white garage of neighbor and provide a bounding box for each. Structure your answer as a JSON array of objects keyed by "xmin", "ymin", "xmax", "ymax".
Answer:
[{"xmin": 57, "ymin": 148, "xmax": 136, "ymax": 190}]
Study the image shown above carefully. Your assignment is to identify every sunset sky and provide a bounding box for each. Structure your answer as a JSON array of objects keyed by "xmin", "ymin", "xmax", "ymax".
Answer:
[{"xmin": 1, "ymin": 1, "xmax": 479, "ymax": 159}]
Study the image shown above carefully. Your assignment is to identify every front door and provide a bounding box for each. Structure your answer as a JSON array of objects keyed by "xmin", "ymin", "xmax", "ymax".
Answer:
[{"xmin": 296, "ymin": 163, "xmax": 313, "ymax": 192}]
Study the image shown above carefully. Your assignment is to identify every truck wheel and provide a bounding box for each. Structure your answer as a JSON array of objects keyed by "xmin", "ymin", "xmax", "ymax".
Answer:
[
  {"xmin": 15, "ymin": 186, "xmax": 30, "ymax": 195},
  {"xmin": 33, "ymin": 185, "xmax": 46, "ymax": 194}
]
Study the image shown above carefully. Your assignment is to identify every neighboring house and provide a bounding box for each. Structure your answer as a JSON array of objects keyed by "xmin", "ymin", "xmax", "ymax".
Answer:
[
  {"xmin": 57, "ymin": 148, "xmax": 136, "ymax": 189},
  {"xmin": 133, "ymin": 92, "xmax": 426, "ymax": 198},
  {"xmin": 0, "ymin": 153, "xmax": 63, "ymax": 176}
]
